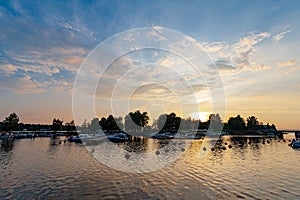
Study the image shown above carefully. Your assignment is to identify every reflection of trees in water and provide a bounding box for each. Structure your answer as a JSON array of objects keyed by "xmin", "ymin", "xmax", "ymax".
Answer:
[
  {"xmin": 226, "ymin": 136, "xmax": 274, "ymax": 159},
  {"xmin": 47, "ymin": 138, "xmax": 59, "ymax": 157},
  {"xmin": 227, "ymin": 137, "xmax": 250, "ymax": 160},
  {"xmin": 208, "ymin": 138, "xmax": 226, "ymax": 165},
  {"xmin": 124, "ymin": 137, "xmax": 147, "ymax": 154},
  {"xmin": 247, "ymin": 137, "xmax": 271, "ymax": 158},
  {"xmin": 157, "ymin": 140, "xmax": 171, "ymax": 148},
  {"xmin": 0, "ymin": 139, "xmax": 14, "ymax": 152},
  {"xmin": 229, "ymin": 137, "xmax": 248, "ymax": 149},
  {"xmin": 123, "ymin": 138, "xmax": 179, "ymax": 154},
  {"xmin": 0, "ymin": 139, "xmax": 14, "ymax": 170},
  {"xmin": 209, "ymin": 137, "xmax": 224, "ymax": 150}
]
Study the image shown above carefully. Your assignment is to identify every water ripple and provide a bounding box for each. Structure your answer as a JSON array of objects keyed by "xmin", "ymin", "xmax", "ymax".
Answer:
[{"xmin": 1, "ymin": 135, "xmax": 300, "ymax": 199}]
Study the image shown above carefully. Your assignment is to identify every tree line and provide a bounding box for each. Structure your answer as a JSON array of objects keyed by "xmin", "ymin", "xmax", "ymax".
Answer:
[
  {"xmin": 0, "ymin": 112, "xmax": 277, "ymax": 134},
  {"xmin": 78, "ymin": 111, "xmax": 276, "ymax": 134},
  {"xmin": 224, "ymin": 115, "xmax": 277, "ymax": 134},
  {"xmin": 0, "ymin": 113, "xmax": 76, "ymax": 133}
]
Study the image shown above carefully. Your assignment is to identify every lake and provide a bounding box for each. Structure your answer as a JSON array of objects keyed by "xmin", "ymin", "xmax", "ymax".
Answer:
[{"xmin": 1, "ymin": 134, "xmax": 300, "ymax": 199}]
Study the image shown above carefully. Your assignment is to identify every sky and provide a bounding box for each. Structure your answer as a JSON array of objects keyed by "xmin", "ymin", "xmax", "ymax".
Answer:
[{"xmin": 0, "ymin": 0, "xmax": 300, "ymax": 129}]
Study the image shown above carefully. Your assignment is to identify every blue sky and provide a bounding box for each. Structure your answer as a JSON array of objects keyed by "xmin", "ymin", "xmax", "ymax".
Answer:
[{"xmin": 1, "ymin": 0, "xmax": 300, "ymax": 128}]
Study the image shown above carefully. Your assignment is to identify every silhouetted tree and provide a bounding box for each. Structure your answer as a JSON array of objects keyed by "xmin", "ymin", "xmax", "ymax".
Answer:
[
  {"xmin": 52, "ymin": 118, "xmax": 63, "ymax": 132},
  {"xmin": 198, "ymin": 119, "xmax": 209, "ymax": 130},
  {"xmin": 180, "ymin": 117, "xmax": 199, "ymax": 130},
  {"xmin": 65, "ymin": 120, "xmax": 76, "ymax": 132},
  {"xmin": 3, "ymin": 112, "xmax": 19, "ymax": 131},
  {"xmin": 81, "ymin": 119, "xmax": 88, "ymax": 128},
  {"xmin": 105, "ymin": 115, "xmax": 120, "ymax": 133},
  {"xmin": 157, "ymin": 114, "xmax": 167, "ymax": 131},
  {"xmin": 151, "ymin": 119, "xmax": 158, "ymax": 130},
  {"xmin": 0, "ymin": 122, "xmax": 4, "ymax": 131},
  {"xmin": 99, "ymin": 117, "xmax": 107, "ymax": 130},
  {"xmin": 114, "ymin": 116, "xmax": 123, "ymax": 131},
  {"xmin": 271, "ymin": 124, "xmax": 277, "ymax": 130},
  {"xmin": 141, "ymin": 112, "xmax": 150, "ymax": 128},
  {"xmin": 208, "ymin": 113, "xmax": 223, "ymax": 131},
  {"xmin": 228, "ymin": 115, "xmax": 246, "ymax": 131},
  {"xmin": 125, "ymin": 113, "xmax": 135, "ymax": 131},
  {"xmin": 157, "ymin": 113, "xmax": 181, "ymax": 133},
  {"xmin": 89, "ymin": 117, "xmax": 100, "ymax": 133},
  {"xmin": 246, "ymin": 116, "xmax": 259, "ymax": 130},
  {"xmin": 125, "ymin": 110, "xmax": 149, "ymax": 132}
]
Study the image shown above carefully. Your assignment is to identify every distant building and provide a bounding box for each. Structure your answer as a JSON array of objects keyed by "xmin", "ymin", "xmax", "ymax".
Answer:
[{"xmin": 255, "ymin": 125, "xmax": 277, "ymax": 135}]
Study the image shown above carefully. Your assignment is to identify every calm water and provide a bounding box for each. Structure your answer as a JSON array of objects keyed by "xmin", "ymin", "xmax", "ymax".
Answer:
[{"xmin": 1, "ymin": 134, "xmax": 300, "ymax": 199}]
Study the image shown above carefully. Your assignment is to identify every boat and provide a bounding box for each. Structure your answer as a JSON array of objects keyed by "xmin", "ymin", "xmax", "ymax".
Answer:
[
  {"xmin": 0, "ymin": 133, "xmax": 9, "ymax": 139},
  {"xmin": 67, "ymin": 135, "xmax": 82, "ymax": 143},
  {"xmin": 56, "ymin": 132, "xmax": 66, "ymax": 136},
  {"xmin": 0, "ymin": 133, "xmax": 14, "ymax": 140},
  {"xmin": 26, "ymin": 132, "xmax": 35, "ymax": 138},
  {"xmin": 79, "ymin": 133, "xmax": 94, "ymax": 139},
  {"xmin": 68, "ymin": 133, "xmax": 106, "ymax": 144},
  {"xmin": 289, "ymin": 139, "xmax": 300, "ymax": 148},
  {"xmin": 174, "ymin": 132, "xmax": 194, "ymax": 140},
  {"xmin": 194, "ymin": 134, "xmax": 204, "ymax": 140},
  {"xmin": 79, "ymin": 133, "xmax": 105, "ymax": 140},
  {"xmin": 151, "ymin": 132, "xmax": 174, "ymax": 139},
  {"xmin": 107, "ymin": 132, "xmax": 129, "ymax": 142},
  {"xmin": 173, "ymin": 131, "xmax": 204, "ymax": 140},
  {"xmin": 14, "ymin": 133, "xmax": 27, "ymax": 139},
  {"xmin": 194, "ymin": 129, "xmax": 207, "ymax": 139},
  {"xmin": 150, "ymin": 132, "xmax": 159, "ymax": 138}
]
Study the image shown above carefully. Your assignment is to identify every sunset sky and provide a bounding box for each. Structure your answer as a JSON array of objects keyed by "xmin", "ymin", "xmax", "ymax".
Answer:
[{"xmin": 1, "ymin": 1, "xmax": 300, "ymax": 129}]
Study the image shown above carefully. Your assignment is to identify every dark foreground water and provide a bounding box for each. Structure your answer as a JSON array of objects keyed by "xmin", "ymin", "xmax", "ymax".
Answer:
[{"xmin": 1, "ymin": 134, "xmax": 300, "ymax": 199}]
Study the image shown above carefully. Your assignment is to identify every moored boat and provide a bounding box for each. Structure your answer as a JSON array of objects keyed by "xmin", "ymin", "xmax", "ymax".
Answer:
[
  {"xmin": 107, "ymin": 132, "xmax": 129, "ymax": 142},
  {"xmin": 56, "ymin": 132, "xmax": 66, "ymax": 136},
  {"xmin": 68, "ymin": 135, "xmax": 82, "ymax": 143},
  {"xmin": 151, "ymin": 132, "xmax": 174, "ymax": 139},
  {"xmin": 0, "ymin": 133, "xmax": 9, "ymax": 139},
  {"xmin": 14, "ymin": 133, "xmax": 27, "ymax": 139},
  {"xmin": 26, "ymin": 132, "xmax": 35, "ymax": 138},
  {"xmin": 289, "ymin": 138, "xmax": 300, "ymax": 148},
  {"xmin": 0, "ymin": 132, "xmax": 14, "ymax": 140}
]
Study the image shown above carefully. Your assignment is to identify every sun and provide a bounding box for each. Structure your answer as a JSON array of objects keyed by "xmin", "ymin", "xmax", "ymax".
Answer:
[{"xmin": 189, "ymin": 112, "xmax": 209, "ymax": 122}]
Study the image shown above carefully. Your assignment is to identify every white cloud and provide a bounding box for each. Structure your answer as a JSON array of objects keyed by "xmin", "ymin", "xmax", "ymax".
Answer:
[
  {"xmin": 245, "ymin": 62, "xmax": 271, "ymax": 71},
  {"xmin": 202, "ymin": 42, "xmax": 225, "ymax": 53},
  {"xmin": 1, "ymin": 64, "xmax": 18, "ymax": 75},
  {"xmin": 148, "ymin": 27, "xmax": 167, "ymax": 41},
  {"xmin": 0, "ymin": 45, "xmax": 89, "ymax": 95},
  {"xmin": 278, "ymin": 59, "xmax": 296, "ymax": 67},
  {"xmin": 158, "ymin": 56, "xmax": 175, "ymax": 67},
  {"xmin": 55, "ymin": 81, "xmax": 73, "ymax": 93},
  {"xmin": 203, "ymin": 32, "xmax": 271, "ymax": 74},
  {"xmin": 0, "ymin": 75, "xmax": 46, "ymax": 94},
  {"xmin": 272, "ymin": 28, "xmax": 292, "ymax": 42},
  {"xmin": 233, "ymin": 32, "xmax": 270, "ymax": 61}
]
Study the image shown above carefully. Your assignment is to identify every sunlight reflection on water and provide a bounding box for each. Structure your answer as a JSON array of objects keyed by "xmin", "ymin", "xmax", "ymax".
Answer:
[{"xmin": 1, "ymin": 134, "xmax": 300, "ymax": 199}]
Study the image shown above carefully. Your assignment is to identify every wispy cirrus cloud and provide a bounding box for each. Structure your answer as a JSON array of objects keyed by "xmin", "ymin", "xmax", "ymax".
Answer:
[
  {"xmin": 278, "ymin": 59, "xmax": 296, "ymax": 67},
  {"xmin": 203, "ymin": 32, "xmax": 271, "ymax": 74},
  {"xmin": 0, "ymin": 49, "xmax": 84, "ymax": 95},
  {"xmin": 0, "ymin": 1, "xmax": 96, "ymax": 95},
  {"xmin": 0, "ymin": 74, "xmax": 47, "ymax": 94},
  {"xmin": 272, "ymin": 27, "xmax": 293, "ymax": 42}
]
